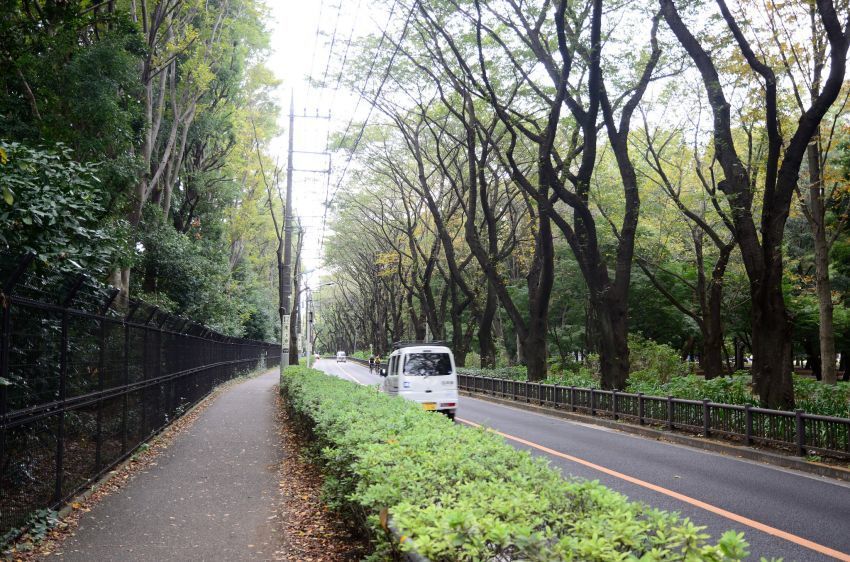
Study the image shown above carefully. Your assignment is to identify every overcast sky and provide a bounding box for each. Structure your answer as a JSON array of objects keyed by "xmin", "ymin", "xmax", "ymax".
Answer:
[{"xmin": 264, "ymin": 0, "xmax": 385, "ymax": 294}]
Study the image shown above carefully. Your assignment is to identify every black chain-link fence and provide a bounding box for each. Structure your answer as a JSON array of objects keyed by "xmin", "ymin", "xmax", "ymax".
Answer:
[{"xmin": 0, "ymin": 253, "xmax": 280, "ymax": 537}]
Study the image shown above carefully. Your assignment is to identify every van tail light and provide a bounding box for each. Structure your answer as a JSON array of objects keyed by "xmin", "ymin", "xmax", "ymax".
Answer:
[{"xmin": 441, "ymin": 402, "xmax": 456, "ymax": 408}]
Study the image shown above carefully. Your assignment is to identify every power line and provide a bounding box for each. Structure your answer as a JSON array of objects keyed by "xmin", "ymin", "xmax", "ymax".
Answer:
[
  {"xmin": 317, "ymin": 0, "xmax": 345, "ymax": 109},
  {"xmin": 328, "ymin": 0, "xmax": 363, "ymax": 104},
  {"xmin": 319, "ymin": 0, "xmax": 363, "ymax": 236},
  {"xmin": 304, "ymin": 0, "xmax": 326, "ymax": 104},
  {"xmin": 319, "ymin": 0, "xmax": 417, "ymax": 252}
]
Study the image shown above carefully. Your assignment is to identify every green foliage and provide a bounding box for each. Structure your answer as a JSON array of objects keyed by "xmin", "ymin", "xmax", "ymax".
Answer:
[
  {"xmin": 1, "ymin": 0, "xmax": 279, "ymax": 341},
  {"xmin": 1, "ymin": 508, "xmax": 60, "ymax": 552},
  {"xmin": 457, "ymin": 365, "xmax": 528, "ymax": 380},
  {"xmin": 627, "ymin": 373, "xmax": 756, "ymax": 406},
  {"xmin": 627, "ymin": 334, "xmax": 693, "ymax": 383},
  {"xmin": 0, "ymin": 141, "xmax": 128, "ymax": 273},
  {"xmin": 136, "ymin": 208, "xmax": 264, "ymax": 337},
  {"xmin": 792, "ymin": 377, "xmax": 850, "ymax": 418},
  {"xmin": 467, "ymin": 360, "xmax": 850, "ymax": 417},
  {"xmin": 282, "ymin": 365, "xmax": 749, "ymax": 561}
]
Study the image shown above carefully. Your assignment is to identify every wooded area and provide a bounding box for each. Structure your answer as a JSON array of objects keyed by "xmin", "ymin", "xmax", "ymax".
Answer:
[
  {"xmin": 1, "ymin": 0, "xmax": 282, "ymax": 341},
  {"xmin": 3, "ymin": 0, "xmax": 850, "ymax": 410},
  {"xmin": 316, "ymin": 0, "xmax": 850, "ymax": 409}
]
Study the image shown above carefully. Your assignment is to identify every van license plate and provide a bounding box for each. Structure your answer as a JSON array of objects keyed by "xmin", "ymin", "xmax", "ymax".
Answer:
[{"xmin": 422, "ymin": 403, "xmax": 437, "ymax": 411}]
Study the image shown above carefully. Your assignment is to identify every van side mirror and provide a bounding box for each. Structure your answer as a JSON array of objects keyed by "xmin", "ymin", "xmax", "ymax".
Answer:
[{"xmin": 380, "ymin": 368, "xmax": 387, "ymax": 377}]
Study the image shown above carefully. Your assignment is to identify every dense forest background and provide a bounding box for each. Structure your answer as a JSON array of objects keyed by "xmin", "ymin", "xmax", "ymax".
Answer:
[
  {"xmin": 1, "ymin": 0, "xmax": 282, "ymax": 340},
  {"xmin": 315, "ymin": 0, "xmax": 850, "ymax": 409},
  {"xmin": 4, "ymin": 0, "xmax": 850, "ymax": 411}
]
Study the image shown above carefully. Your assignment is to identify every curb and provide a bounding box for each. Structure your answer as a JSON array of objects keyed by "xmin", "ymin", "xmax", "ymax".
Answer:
[{"xmin": 461, "ymin": 391, "xmax": 850, "ymax": 483}]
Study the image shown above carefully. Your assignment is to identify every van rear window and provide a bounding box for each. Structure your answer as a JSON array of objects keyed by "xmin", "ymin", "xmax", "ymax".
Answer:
[{"xmin": 403, "ymin": 353, "xmax": 452, "ymax": 376}]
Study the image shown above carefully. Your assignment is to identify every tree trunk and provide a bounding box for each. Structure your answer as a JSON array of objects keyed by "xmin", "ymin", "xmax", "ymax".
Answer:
[
  {"xmin": 596, "ymin": 298, "xmax": 629, "ymax": 390},
  {"xmin": 453, "ymin": 346, "xmax": 468, "ymax": 368},
  {"xmin": 750, "ymin": 274, "xmax": 795, "ymax": 408},
  {"xmin": 809, "ymin": 150, "xmax": 837, "ymax": 384},
  {"xmin": 407, "ymin": 294, "xmax": 426, "ymax": 340},
  {"xmin": 288, "ymin": 295, "xmax": 300, "ymax": 366},
  {"xmin": 479, "ymin": 282, "xmax": 497, "ymax": 368},
  {"xmin": 681, "ymin": 335, "xmax": 695, "ymax": 362},
  {"xmin": 734, "ymin": 337, "xmax": 745, "ymax": 371},
  {"xmin": 524, "ymin": 312, "xmax": 548, "ymax": 382},
  {"xmin": 804, "ymin": 338, "xmax": 822, "ymax": 380},
  {"xmin": 701, "ymin": 280, "xmax": 725, "ymax": 379},
  {"xmin": 515, "ymin": 332, "xmax": 524, "ymax": 366}
]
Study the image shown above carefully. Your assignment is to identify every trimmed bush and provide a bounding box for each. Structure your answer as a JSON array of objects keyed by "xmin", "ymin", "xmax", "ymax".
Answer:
[{"xmin": 281, "ymin": 365, "xmax": 749, "ymax": 561}]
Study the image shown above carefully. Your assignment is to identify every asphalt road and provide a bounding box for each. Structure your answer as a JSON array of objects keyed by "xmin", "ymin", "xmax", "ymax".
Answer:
[{"xmin": 317, "ymin": 358, "xmax": 850, "ymax": 562}]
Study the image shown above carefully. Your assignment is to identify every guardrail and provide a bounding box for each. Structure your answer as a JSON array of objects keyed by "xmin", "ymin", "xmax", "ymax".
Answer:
[
  {"xmin": 0, "ymin": 253, "xmax": 280, "ymax": 537},
  {"xmin": 457, "ymin": 374, "xmax": 850, "ymax": 460}
]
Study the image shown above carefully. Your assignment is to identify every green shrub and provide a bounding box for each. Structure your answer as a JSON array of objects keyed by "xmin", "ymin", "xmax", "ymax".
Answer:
[
  {"xmin": 464, "ymin": 353, "xmax": 850, "ymax": 417},
  {"xmin": 281, "ymin": 365, "xmax": 749, "ymax": 561},
  {"xmin": 628, "ymin": 334, "xmax": 691, "ymax": 383},
  {"xmin": 792, "ymin": 377, "xmax": 850, "ymax": 418},
  {"xmin": 464, "ymin": 351, "xmax": 482, "ymax": 368},
  {"xmin": 458, "ymin": 365, "xmax": 528, "ymax": 380}
]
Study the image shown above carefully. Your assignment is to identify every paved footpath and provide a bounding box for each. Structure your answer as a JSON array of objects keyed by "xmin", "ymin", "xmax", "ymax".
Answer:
[{"xmin": 52, "ymin": 369, "xmax": 284, "ymax": 561}]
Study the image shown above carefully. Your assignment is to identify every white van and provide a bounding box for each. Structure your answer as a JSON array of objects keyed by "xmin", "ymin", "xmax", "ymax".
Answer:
[
  {"xmin": 380, "ymin": 342, "xmax": 458, "ymax": 420},
  {"xmin": 336, "ymin": 351, "xmax": 347, "ymax": 362}
]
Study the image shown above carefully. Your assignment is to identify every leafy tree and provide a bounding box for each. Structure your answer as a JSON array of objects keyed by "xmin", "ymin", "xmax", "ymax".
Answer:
[{"xmin": 0, "ymin": 141, "xmax": 128, "ymax": 273}]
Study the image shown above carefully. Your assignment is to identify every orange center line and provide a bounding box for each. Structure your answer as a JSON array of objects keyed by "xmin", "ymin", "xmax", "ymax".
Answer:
[{"xmin": 456, "ymin": 417, "xmax": 850, "ymax": 561}]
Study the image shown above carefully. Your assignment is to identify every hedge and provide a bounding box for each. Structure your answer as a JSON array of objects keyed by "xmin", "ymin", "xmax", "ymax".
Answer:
[{"xmin": 281, "ymin": 365, "xmax": 750, "ymax": 561}]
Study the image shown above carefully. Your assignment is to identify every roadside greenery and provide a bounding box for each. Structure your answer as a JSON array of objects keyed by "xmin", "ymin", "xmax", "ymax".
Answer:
[
  {"xmin": 0, "ymin": 141, "xmax": 129, "ymax": 273},
  {"xmin": 1, "ymin": 0, "xmax": 281, "ymax": 340},
  {"xmin": 460, "ymin": 336, "xmax": 850, "ymax": 418},
  {"xmin": 282, "ymin": 366, "xmax": 750, "ymax": 561}
]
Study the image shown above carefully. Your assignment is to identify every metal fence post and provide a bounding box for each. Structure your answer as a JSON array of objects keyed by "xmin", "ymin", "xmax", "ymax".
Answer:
[
  {"xmin": 667, "ymin": 395, "xmax": 674, "ymax": 430},
  {"xmin": 141, "ymin": 307, "xmax": 157, "ymax": 438},
  {"xmin": 796, "ymin": 409, "xmax": 806, "ymax": 456},
  {"xmin": 612, "ymin": 389, "xmax": 619, "ymax": 420},
  {"xmin": 569, "ymin": 386, "xmax": 575, "ymax": 412},
  {"xmin": 590, "ymin": 388, "xmax": 595, "ymax": 416},
  {"xmin": 744, "ymin": 404, "xmax": 753, "ymax": 446},
  {"xmin": 55, "ymin": 304, "xmax": 69, "ymax": 502},
  {"xmin": 638, "ymin": 393, "xmax": 645, "ymax": 425},
  {"xmin": 703, "ymin": 399, "xmax": 710, "ymax": 437},
  {"xmin": 121, "ymin": 303, "xmax": 138, "ymax": 454},
  {"xmin": 95, "ymin": 289, "xmax": 118, "ymax": 471},
  {"xmin": 54, "ymin": 275, "xmax": 84, "ymax": 502}
]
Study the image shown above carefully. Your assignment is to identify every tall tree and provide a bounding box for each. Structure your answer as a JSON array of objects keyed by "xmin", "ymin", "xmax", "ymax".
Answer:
[{"xmin": 659, "ymin": 0, "xmax": 850, "ymax": 407}]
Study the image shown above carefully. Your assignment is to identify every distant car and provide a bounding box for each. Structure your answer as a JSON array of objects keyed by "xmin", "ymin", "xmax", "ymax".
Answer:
[
  {"xmin": 314, "ymin": 353, "xmax": 320, "ymax": 361},
  {"xmin": 336, "ymin": 351, "xmax": 347, "ymax": 362}
]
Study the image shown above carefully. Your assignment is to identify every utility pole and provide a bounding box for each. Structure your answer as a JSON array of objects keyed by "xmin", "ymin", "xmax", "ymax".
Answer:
[
  {"xmin": 281, "ymin": 100, "xmax": 331, "ymax": 376},
  {"xmin": 280, "ymin": 93, "xmax": 295, "ymax": 379},
  {"xmin": 305, "ymin": 288, "xmax": 313, "ymax": 368}
]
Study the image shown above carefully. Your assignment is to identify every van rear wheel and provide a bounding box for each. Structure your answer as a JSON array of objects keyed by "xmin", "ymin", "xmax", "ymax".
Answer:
[{"xmin": 446, "ymin": 412, "xmax": 455, "ymax": 421}]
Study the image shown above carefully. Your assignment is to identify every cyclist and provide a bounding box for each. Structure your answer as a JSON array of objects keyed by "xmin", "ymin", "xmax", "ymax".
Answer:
[
  {"xmin": 373, "ymin": 355, "xmax": 382, "ymax": 374},
  {"xmin": 368, "ymin": 355, "xmax": 375, "ymax": 374}
]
